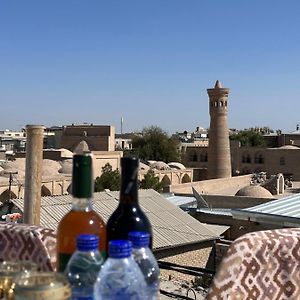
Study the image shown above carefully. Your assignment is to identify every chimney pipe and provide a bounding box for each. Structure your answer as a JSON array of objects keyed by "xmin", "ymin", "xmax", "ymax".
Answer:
[{"xmin": 23, "ymin": 125, "xmax": 44, "ymax": 225}]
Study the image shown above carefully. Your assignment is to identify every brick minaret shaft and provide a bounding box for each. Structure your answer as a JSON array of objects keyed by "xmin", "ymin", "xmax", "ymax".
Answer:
[{"xmin": 207, "ymin": 80, "xmax": 232, "ymax": 179}]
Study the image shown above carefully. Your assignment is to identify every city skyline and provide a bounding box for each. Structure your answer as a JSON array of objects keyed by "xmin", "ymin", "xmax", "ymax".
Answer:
[{"xmin": 1, "ymin": 1, "xmax": 300, "ymax": 134}]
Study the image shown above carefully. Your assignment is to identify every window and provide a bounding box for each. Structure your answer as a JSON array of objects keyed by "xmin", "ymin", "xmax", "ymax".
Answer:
[
  {"xmin": 189, "ymin": 152, "xmax": 198, "ymax": 162},
  {"xmin": 200, "ymin": 151, "xmax": 208, "ymax": 162},
  {"xmin": 242, "ymin": 152, "xmax": 251, "ymax": 163},
  {"xmin": 254, "ymin": 152, "xmax": 264, "ymax": 164}
]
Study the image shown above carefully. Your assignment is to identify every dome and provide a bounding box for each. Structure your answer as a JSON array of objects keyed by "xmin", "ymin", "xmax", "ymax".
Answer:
[
  {"xmin": 59, "ymin": 148, "xmax": 73, "ymax": 158},
  {"xmin": 0, "ymin": 159, "xmax": 26, "ymax": 178},
  {"xmin": 168, "ymin": 162, "xmax": 186, "ymax": 170},
  {"xmin": 58, "ymin": 159, "xmax": 73, "ymax": 174},
  {"xmin": 278, "ymin": 145, "xmax": 299, "ymax": 149},
  {"xmin": 139, "ymin": 162, "xmax": 150, "ymax": 171},
  {"xmin": 42, "ymin": 159, "xmax": 61, "ymax": 176},
  {"xmin": 74, "ymin": 140, "xmax": 90, "ymax": 154},
  {"xmin": 149, "ymin": 161, "xmax": 171, "ymax": 170},
  {"xmin": 235, "ymin": 185, "xmax": 274, "ymax": 198}
]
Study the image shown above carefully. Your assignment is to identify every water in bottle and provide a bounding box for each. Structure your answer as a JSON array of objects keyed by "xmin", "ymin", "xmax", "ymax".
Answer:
[
  {"xmin": 65, "ymin": 234, "xmax": 104, "ymax": 300},
  {"xmin": 94, "ymin": 240, "xmax": 146, "ymax": 300},
  {"xmin": 128, "ymin": 231, "xmax": 160, "ymax": 300}
]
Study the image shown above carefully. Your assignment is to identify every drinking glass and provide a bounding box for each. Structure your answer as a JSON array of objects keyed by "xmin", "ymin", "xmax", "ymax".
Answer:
[
  {"xmin": 0, "ymin": 260, "xmax": 38, "ymax": 300},
  {"xmin": 14, "ymin": 271, "xmax": 71, "ymax": 300}
]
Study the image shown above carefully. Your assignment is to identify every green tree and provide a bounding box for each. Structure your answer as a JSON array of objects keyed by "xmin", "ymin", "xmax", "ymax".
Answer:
[
  {"xmin": 94, "ymin": 163, "xmax": 121, "ymax": 192},
  {"xmin": 131, "ymin": 126, "xmax": 180, "ymax": 162},
  {"xmin": 139, "ymin": 169, "xmax": 164, "ymax": 192},
  {"xmin": 230, "ymin": 130, "xmax": 267, "ymax": 147}
]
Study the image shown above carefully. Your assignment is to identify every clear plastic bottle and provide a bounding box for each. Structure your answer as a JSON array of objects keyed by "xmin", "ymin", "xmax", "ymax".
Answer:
[
  {"xmin": 65, "ymin": 234, "xmax": 104, "ymax": 300},
  {"xmin": 94, "ymin": 240, "xmax": 146, "ymax": 300},
  {"xmin": 128, "ymin": 231, "xmax": 160, "ymax": 300}
]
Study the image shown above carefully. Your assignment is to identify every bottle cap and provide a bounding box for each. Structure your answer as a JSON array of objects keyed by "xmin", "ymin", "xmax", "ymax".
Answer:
[
  {"xmin": 76, "ymin": 234, "xmax": 99, "ymax": 251},
  {"xmin": 72, "ymin": 154, "xmax": 93, "ymax": 198},
  {"xmin": 109, "ymin": 240, "xmax": 132, "ymax": 258},
  {"xmin": 128, "ymin": 231, "xmax": 150, "ymax": 248}
]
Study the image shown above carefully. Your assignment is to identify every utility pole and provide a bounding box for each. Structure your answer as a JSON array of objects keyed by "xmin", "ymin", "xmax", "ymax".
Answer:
[{"xmin": 4, "ymin": 169, "xmax": 18, "ymax": 214}]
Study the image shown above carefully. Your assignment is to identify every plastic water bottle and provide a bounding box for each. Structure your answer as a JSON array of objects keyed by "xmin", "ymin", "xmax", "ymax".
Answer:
[
  {"xmin": 65, "ymin": 234, "xmax": 104, "ymax": 300},
  {"xmin": 128, "ymin": 231, "xmax": 160, "ymax": 300},
  {"xmin": 94, "ymin": 240, "xmax": 146, "ymax": 300}
]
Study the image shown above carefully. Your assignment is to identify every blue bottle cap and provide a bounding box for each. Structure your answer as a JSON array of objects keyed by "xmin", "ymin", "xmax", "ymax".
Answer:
[
  {"xmin": 109, "ymin": 240, "xmax": 132, "ymax": 258},
  {"xmin": 128, "ymin": 231, "xmax": 150, "ymax": 248},
  {"xmin": 77, "ymin": 234, "xmax": 99, "ymax": 251}
]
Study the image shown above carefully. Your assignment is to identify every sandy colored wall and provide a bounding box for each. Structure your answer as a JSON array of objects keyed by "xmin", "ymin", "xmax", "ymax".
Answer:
[{"xmin": 168, "ymin": 174, "xmax": 252, "ymax": 195}]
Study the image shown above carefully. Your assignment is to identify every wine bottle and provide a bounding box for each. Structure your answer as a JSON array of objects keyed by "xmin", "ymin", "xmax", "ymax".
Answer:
[
  {"xmin": 57, "ymin": 153, "xmax": 106, "ymax": 272},
  {"xmin": 106, "ymin": 156, "xmax": 153, "ymax": 248}
]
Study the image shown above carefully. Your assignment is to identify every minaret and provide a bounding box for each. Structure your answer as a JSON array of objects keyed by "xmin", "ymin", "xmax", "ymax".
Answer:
[{"xmin": 207, "ymin": 80, "xmax": 232, "ymax": 179}]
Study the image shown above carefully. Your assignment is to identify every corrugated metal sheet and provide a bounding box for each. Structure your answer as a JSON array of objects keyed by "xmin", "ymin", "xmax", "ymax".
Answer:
[
  {"xmin": 239, "ymin": 193, "xmax": 300, "ymax": 216},
  {"xmin": 197, "ymin": 208, "xmax": 232, "ymax": 216},
  {"xmin": 164, "ymin": 194, "xmax": 197, "ymax": 207},
  {"xmin": 232, "ymin": 193, "xmax": 300, "ymax": 226},
  {"xmin": 13, "ymin": 189, "xmax": 226, "ymax": 250}
]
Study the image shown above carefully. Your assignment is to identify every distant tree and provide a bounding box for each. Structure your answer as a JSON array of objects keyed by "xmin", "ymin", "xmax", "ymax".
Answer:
[
  {"xmin": 230, "ymin": 130, "xmax": 267, "ymax": 147},
  {"xmin": 131, "ymin": 126, "xmax": 180, "ymax": 162},
  {"xmin": 139, "ymin": 170, "xmax": 164, "ymax": 192},
  {"xmin": 94, "ymin": 163, "xmax": 121, "ymax": 192}
]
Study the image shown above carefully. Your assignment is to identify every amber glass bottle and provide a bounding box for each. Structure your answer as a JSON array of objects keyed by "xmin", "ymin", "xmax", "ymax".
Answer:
[
  {"xmin": 57, "ymin": 153, "xmax": 106, "ymax": 272},
  {"xmin": 106, "ymin": 156, "xmax": 153, "ymax": 248}
]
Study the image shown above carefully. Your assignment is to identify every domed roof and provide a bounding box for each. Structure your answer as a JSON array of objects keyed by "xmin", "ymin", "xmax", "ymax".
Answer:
[
  {"xmin": 235, "ymin": 185, "xmax": 274, "ymax": 198},
  {"xmin": 74, "ymin": 140, "xmax": 90, "ymax": 154},
  {"xmin": 278, "ymin": 145, "xmax": 299, "ymax": 149},
  {"xmin": 168, "ymin": 162, "xmax": 186, "ymax": 170},
  {"xmin": 139, "ymin": 162, "xmax": 150, "ymax": 171},
  {"xmin": 59, "ymin": 148, "xmax": 73, "ymax": 158},
  {"xmin": 58, "ymin": 159, "xmax": 73, "ymax": 174},
  {"xmin": 0, "ymin": 158, "xmax": 61, "ymax": 178},
  {"xmin": 149, "ymin": 161, "xmax": 171, "ymax": 170}
]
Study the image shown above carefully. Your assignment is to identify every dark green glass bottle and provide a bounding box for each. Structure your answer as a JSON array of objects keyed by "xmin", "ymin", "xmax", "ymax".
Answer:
[{"xmin": 106, "ymin": 156, "xmax": 153, "ymax": 248}]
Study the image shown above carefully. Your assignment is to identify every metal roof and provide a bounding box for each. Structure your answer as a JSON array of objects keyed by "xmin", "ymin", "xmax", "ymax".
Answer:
[
  {"xmin": 197, "ymin": 208, "xmax": 232, "ymax": 217},
  {"xmin": 232, "ymin": 193, "xmax": 300, "ymax": 226},
  {"xmin": 12, "ymin": 189, "xmax": 225, "ymax": 250},
  {"xmin": 163, "ymin": 194, "xmax": 197, "ymax": 208}
]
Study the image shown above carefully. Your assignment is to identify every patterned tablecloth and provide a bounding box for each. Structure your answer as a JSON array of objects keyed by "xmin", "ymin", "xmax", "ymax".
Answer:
[
  {"xmin": 207, "ymin": 228, "xmax": 300, "ymax": 300},
  {"xmin": 0, "ymin": 222, "xmax": 56, "ymax": 271}
]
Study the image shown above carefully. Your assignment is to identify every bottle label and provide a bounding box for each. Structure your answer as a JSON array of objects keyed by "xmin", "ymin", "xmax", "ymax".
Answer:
[{"xmin": 58, "ymin": 253, "xmax": 72, "ymax": 273}]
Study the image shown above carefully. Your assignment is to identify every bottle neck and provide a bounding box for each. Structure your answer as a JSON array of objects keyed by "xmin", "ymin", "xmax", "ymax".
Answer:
[
  {"xmin": 72, "ymin": 197, "xmax": 93, "ymax": 211},
  {"xmin": 120, "ymin": 169, "xmax": 139, "ymax": 205}
]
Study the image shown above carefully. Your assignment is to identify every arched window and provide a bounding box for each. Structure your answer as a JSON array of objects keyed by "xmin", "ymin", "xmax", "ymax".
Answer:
[
  {"xmin": 219, "ymin": 101, "xmax": 223, "ymax": 107},
  {"xmin": 41, "ymin": 185, "xmax": 51, "ymax": 197},
  {"xmin": 214, "ymin": 101, "xmax": 218, "ymax": 107},
  {"xmin": 280, "ymin": 156, "xmax": 285, "ymax": 165},
  {"xmin": 181, "ymin": 174, "xmax": 191, "ymax": 183},
  {"xmin": 161, "ymin": 175, "xmax": 171, "ymax": 187},
  {"xmin": 0, "ymin": 190, "xmax": 17, "ymax": 202}
]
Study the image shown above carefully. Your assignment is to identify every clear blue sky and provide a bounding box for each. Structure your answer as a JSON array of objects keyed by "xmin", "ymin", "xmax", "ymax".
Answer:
[{"xmin": 1, "ymin": 1, "xmax": 300, "ymax": 134}]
